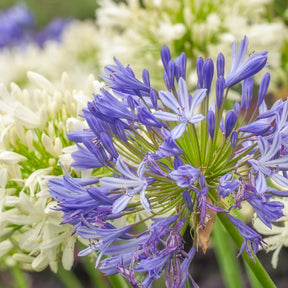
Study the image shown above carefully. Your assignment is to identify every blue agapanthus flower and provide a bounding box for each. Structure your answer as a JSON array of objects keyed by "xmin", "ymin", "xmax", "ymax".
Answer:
[
  {"xmin": 0, "ymin": 3, "xmax": 35, "ymax": 48},
  {"xmin": 0, "ymin": 4, "xmax": 71, "ymax": 49},
  {"xmin": 48, "ymin": 36, "xmax": 288, "ymax": 287}
]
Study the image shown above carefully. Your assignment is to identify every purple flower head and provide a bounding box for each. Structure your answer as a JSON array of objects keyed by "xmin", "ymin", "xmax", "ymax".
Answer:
[
  {"xmin": 249, "ymin": 133, "xmax": 288, "ymax": 187},
  {"xmin": 179, "ymin": 248, "xmax": 198, "ymax": 288},
  {"xmin": 78, "ymin": 224, "xmax": 132, "ymax": 266},
  {"xmin": 0, "ymin": 3, "xmax": 35, "ymax": 48},
  {"xmin": 102, "ymin": 58, "xmax": 151, "ymax": 96},
  {"xmin": 217, "ymin": 174, "xmax": 241, "ymax": 198},
  {"xmin": 170, "ymin": 164, "xmax": 200, "ymax": 187},
  {"xmin": 153, "ymin": 128, "xmax": 183, "ymax": 159},
  {"xmin": 153, "ymin": 78, "xmax": 206, "ymax": 139},
  {"xmin": 70, "ymin": 143, "xmax": 106, "ymax": 170},
  {"xmin": 47, "ymin": 38, "xmax": 287, "ymax": 288},
  {"xmin": 137, "ymin": 105, "xmax": 165, "ymax": 128},
  {"xmin": 228, "ymin": 215, "xmax": 265, "ymax": 261},
  {"xmin": 37, "ymin": 18, "xmax": 71, "ymax": 47},
  {"xmin": 225, "ymin": 36, "xmax": 267, "ymax": 87},
  {"xmin": 100, "ymin": 156, "xmax": 151, "ymax": 213},
  {"xmin": 245, "ymin": 194, "xmax": 284, "ymax": 229}
]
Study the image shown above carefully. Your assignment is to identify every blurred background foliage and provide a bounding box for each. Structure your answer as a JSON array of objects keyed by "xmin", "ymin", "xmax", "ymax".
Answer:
[{"xmin": 0, "ymin": 0, "xmax": 97, "ymax": 27}]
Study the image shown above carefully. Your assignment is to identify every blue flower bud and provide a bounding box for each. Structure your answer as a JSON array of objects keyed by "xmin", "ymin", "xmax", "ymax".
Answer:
[
  {"xmin": 115, "ymin": 119, "xmax": 127, "ymax": 142},
  {"xmin": 150, "ymin": 88, "xmax": 158, "ymax": 109},
  {"xmin": 196, "ymin": 56, "xmax": 204, "ymax": 88},
  {"xmin": 100, "ymin": 132, "xmax": 119, "ymax": 159},
  {"xmin": 175, "ymin": 52, "xmax": 187, "ymax": 81},
  {"xmin": 166, "ymin": 59, "xmax": 175, "ymax": 90},
  {"xmin": 127, "ymin": 96, "xmax": 135, "ymax": 112},
  {"xmin": 230, "ymin": 131, "xmax": 238, "ymax": 149},
  {"xmin": 207, "ymin": 110, "xmax": 215, "ymax": 139},
  {"xmin": 217, "ymin": 53, "xmax": 225, "ymax": 78},
  {"xmin": 199, "ymin": 174, "xmax": 206, "ymax": 190},
  {"xmin": 182, "ymin": 190, "xmax": 193, "ymax": 211},
  {"xmin": 241, "ymin": 77, "xmax": 254, "ymax": 109},
  {"xmin": 234, "ymin": 102, "xmax": 241, "ymax": 116},
  {"xmin": 216, "ymin": 76, "xmax": 225, "ymax": 108},
  {"xmin": 161, "ymin": 45, "xmax": 171, "ymax": 72},
  {"xmin": 203, "ymin": 58, "xmax": 214, "ymax": 94},
  {"xmin": 142, "ymin": 69, "xmax": 150, "ymax": 86},
  {"xmin": 225, "ymin": 110, "xmax": 237, "ymax": 138},
  {"xmin": 257, "ymin": 72, "xmax": 270, "ymax": 106},
  {"xmin": 173, "ymin": 156, "xmax": 183, "ymax": 169}
]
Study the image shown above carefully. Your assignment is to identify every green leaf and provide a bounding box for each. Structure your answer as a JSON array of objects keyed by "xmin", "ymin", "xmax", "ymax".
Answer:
[
  {"xmin": 213, "ymin": 218, "xmax": 245, "ymax": 288},
  {"xmin": 217, "ymin": 213, "xmax": 276, "ymax": 288}
]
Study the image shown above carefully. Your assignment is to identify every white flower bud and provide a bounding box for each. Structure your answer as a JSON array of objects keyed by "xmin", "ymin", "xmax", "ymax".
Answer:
[
  {"xmin": 26, "ymin": 130, "xmax": 34, "ymax": 152},
  {"xmin": 0, "ymin": 151, "xmax": 26, "ymax": 165},
  {"xmin": 27, "ymin": 71, "xmax": 57, "ymax": 95},
  {"xmin": 62, "ymin": 235, "xmax": 75, "ymax": 270},
  {"xmin": 14, "ymin": 103, "xmax": 41, "ymax": 129},
  {"xmin": 41, "ymin": 133, "xmax": 54, "ymax": 156},
  {"xmin": 0, "ymin": 168, "xmax": 8, "ymax": 188},
  {"xmin": 48, "ymin": 122, "xmax": 56, "ymax": 139},
  {"xmin": 0, "ymin": 240, "xmax": 13, "ymax": 258},
  {"xmin": 15, "ymin": 123, "xmax": 26, "ymax": 143},
  {"xmin": 32, "ymin": 252, "xmax": 50, "ymax": 272},
  {"xmin": 12, "ymin": 253, "xmax": 34, "ymax": 264},
  {"xmin": 61, "ymin": 72, "xmax": 71, "ymax": 91},
  {"xmin": 66, "ymin": 117, "xmax": 87, "ymax": 132},
  {"xmin": 54, "ymin": 137, "xmax": 63, "ymax": 156}
]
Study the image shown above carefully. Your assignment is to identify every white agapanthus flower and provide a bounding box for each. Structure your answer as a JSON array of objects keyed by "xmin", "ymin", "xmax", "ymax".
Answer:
[
  {"xmin": 96, "ymin": 0, "xmax": 287, "ymax": 91},
  {"xmin": 0, "ymin": 71, "xmax": 96, "ymax": 272},
  {"xmin": 253, "ymin": 198, "xmax": 288, "ymax": 269}
]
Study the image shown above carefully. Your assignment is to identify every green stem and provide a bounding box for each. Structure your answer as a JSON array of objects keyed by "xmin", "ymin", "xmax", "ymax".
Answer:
[
  {"xmin": 81, "ymin": 256, "xmax": 109, "ymax": 288},
  {"xmin": 213, "ymin": 218, "xmax": 245, "ymax": 288},
  {"xmin": 217, "ymin": 213, "xmax": 276, "ymax": 288},
  {"xmin": 11, "ymin": 265, "xmax": 29, "ymax": 288},
  {"xmin": 244, "ymin": 261, "xmax": 263, "ymax": 288},
  {"xmin": 58, "ymin": 264, "xmax": 83, "ymax": 288},
  {"xmin": 108, "ymin": 274, "xmax": 129, "ymax": 288}
]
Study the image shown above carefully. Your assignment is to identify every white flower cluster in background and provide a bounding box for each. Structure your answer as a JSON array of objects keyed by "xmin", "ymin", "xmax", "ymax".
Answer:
[
  {"xmin": 0, "ymin": 20, "xmax": 100, "ymax": 89},
  {"xmin": 0, "ymin": 71, "xmax": 98, "ymax": 272},
  {"xmin": 96, "ymin": 0, "xmax": 287, "ymax": 91},
  {"xmin": 253, "ymin": 198, "xmax": 288, "ymax": 269}
]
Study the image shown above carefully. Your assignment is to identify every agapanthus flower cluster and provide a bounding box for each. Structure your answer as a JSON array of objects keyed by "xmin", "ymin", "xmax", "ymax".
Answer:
[
  {"xmin": 0, "ymin": 3, "xmax": 71, "ymax": 50},
  {"xmin": 96, "ymin": 0, "xmax": 287, "ymax": 91},
  {"xmin": 0, "ymin": 71, "xmax": 97, "ymax": 272},
  {"xmin": 253, "ymin": 197, "xmax": 288, "ymax": 269},
  {"xmin": 49, "ymin": 36, "xmax": 288, "ymax": 287},
  {"xmin": 0, "ymin": 3, "xmax": 35, "ymax": 49}
]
